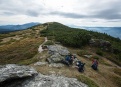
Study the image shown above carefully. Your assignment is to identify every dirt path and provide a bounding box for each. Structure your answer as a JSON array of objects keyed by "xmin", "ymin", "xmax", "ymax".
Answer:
[{"xmin": 38, "ymin": 37, "xmax": 48, "ymax": 53}]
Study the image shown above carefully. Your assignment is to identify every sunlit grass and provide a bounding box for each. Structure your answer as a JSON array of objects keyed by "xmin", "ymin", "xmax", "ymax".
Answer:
[{"xmin": 0, "ymin": 37, "xmax": 44, "ymax": 65}]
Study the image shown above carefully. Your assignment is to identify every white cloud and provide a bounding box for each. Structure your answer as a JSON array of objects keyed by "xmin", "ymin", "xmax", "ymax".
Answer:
[{"xmin": 0, "ymin": 0, "xmax": 121, "ymax": 26}]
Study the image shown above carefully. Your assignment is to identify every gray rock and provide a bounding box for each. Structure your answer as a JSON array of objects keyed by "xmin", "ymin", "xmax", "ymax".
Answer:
[
  {"xmin": 17, "ymin": 74, "xmax": 88, "ymax": 87},
  {"xmin": 49, "ymin": 63, "xmax": 64, "ymax": 68},
  {"xmin": 47, "ymin": 53, "xmax": 64, "ymax": 63},
  {"xmin": 0, "ymin": 64, "xmax": 37, "ymax": 83},
  {"xmin": 83, "ymin": 55, "xmax": 92, "ymax": 58},
  {"xmin": 48, "ymin": 45, "xmax": 70, "ymax": 56},
  {"xmin": 0, "ymin": 64, "xmax": 88, "ymax": 87},
  {"xmin": 34, "ymin": 62, "xmax": 47, "ymax": 66},
  {"xmin": 47, "ymin": 45, "xmax": 70, "ymax": 64}
]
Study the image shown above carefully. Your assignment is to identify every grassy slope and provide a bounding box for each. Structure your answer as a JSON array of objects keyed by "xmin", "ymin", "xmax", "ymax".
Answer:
[
  {"xmin": 0, "ymin": 22, "xmax": 121, "ymax": 87},
  {"xmin": 30, "ymin": 46, "xmax": 121, "ymax": 87},
  {"xmin": 0, "ymin": 24, "xmax": 45, "ymax": 65},
  {"xmin": 40, "ymin": 22, "xmax": 121, "ymax": 66}
]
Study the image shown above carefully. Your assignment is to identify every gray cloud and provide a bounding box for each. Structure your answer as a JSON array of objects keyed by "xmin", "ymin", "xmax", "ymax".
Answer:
[
  {"xmin": 26, "ymin": 10, "xmax": 40, "ymax": 17},
  {"xmin": 49, "ymin": 11, "xmax": 86, "ymax": 18},
  {"xmin": 0, "ymin": 0, "xmax": 121, "ymax": 26},
  {"xmin": 48, "ymin": 6, "xmax": 121, "ymax": 20},
  {"xmin": 48, "ymin": 0, "xmax": 121, "ymax": 20},
  {"xmin": 0, "ymin": 0, "xmax": 44, "ymax": 17}
]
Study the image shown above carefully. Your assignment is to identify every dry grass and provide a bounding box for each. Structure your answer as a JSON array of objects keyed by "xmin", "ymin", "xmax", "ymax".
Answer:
[
  {"xmin": 30, "ymin": 47, "xmax": 121, "ymax": 87},
  {"xmin": 0, "ymin": 37, "xmax": 44, "ymax": 64}
]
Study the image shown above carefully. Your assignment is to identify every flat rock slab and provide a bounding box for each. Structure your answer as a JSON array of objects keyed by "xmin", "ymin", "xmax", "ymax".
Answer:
[
  {"xmin": 17, "ymin": 74, "xmax": 88, "ymax": 87},
  {"xmin": 0, "ymin": 64, "xmax": 37, "ymax": 82},
  {"xmin": 49, "ymin": 63, "xmax": 64, "ymax": 68},
  {"xmin": 34, "ymin": 62, "xmax": 47, "ymax": 66}
]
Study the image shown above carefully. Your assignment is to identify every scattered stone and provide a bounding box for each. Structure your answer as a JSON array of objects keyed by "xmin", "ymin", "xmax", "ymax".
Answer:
[
  {"xmin": 34, "ymin": 62, "xmax": 47, "ymax": 66},
  {"xmin": 49, "ymin": 63, "xmax": 64, "ymax": 68},
  {"xmin": 83, "ymin": 55, "xmax": 92, "ymax": 58}
]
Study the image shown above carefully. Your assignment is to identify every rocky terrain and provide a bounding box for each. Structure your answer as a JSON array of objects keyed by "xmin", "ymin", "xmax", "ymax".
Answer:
[
  {"xmin": 0, "ymin": 22, "xmax": 121, "ymax": 87},
  {"xmin": 0, "ymin": 64, "xmax": 88, "ymax": 87}
]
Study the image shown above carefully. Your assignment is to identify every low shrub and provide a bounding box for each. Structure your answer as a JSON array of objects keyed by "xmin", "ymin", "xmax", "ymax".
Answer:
[
  {"xmin": 96, "ymin": 49, "xmax": 103, "ymax": 56},
  {"xmin": 93, "ymin": 56, "xmax": 99, "ymax": 60},
  {"xmin": 77, "ymin": 50, "xmax": 91, "ymax": 56},
  {"xmin": 44, "ymin": 41, "xmax": 54, "ymax": 45}
]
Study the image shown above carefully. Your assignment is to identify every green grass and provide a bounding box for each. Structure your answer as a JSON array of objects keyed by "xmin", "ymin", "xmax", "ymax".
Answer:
[
  {"xmin": 96, "ymin": 49, "xmax": 103, "ymax": 56},
  {"xmin": 93, "ymin": 56, "xmax": 99, "ymax": 60},
  {"xmin": 77, "ymin": 75, "xmax": 99, "ymax": 87},
  {"xmin": 111, "ymin": 76, "xmax": 121, "ymax": 87},
  {"xmin": 113, "ymin": 68, "xmax": 121, "ymax": 76},
  {"xmin": 18, "ymin": 55, "xmax": 39, "ymax": 65},
  {"xmin": 44, "ymin": 40, "xmax": 54, "ymax": 45},
  {"xmin": 77, "ymin": 50, "xmax": 91, "ymax": 56}
]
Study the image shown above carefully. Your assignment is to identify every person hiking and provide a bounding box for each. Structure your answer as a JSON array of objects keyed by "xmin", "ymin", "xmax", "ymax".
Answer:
[
  {"xmin": 61, "ymin": 55, "xmax": 71, "ymax": 66},
  {"xmin": 61, "ymin": 54, "xmax": 75, "ymax": 66},
  {"xmin": 76, "ymin": 60, "xmax": 85, "ymax": 72},
  {"xmin": 91, "ymin": 59, "xmax": 98, "ymax": 70}
]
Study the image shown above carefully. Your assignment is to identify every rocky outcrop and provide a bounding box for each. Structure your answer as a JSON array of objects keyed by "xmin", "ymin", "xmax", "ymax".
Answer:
[
  {"xmin": 47, "ymin": 45, "xmax": 70, "ymax": 63},
  {"xmin": 0, "ymin": 64, "xmax": 88, "ymax": 87},
  {"xmin": 0, "ymin": 64, "xmax": 37, "ymax": 83},
  {"xmin": 47, "ymin": 53, "xmax": 64, "ymax": 63},
  {"xmin": 89, "ymin": 39, "xmax": 111, "ymax": 48},
  {"xmin": 14, "ymin": 74, "xmax": 88, "ymax": 87},
  {"xmin": 48, "ymin": 45, "xmax": 70, "ymax": 56}
]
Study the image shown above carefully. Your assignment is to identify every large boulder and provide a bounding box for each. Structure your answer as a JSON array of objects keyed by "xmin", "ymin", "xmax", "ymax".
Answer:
[
  {"xmin": 48, "ymin": 45, "xmax": 70, "ymax": 56},
  {"xmin": 15, "ymin": 74, "xmax": 88, "ymax": 87},
  {"xmin": 0, "ymin": 64, "xmax": 88, "ymax": 87},
  {"xmin": 47, "ymin": 45, "xmax": 70, "ymax": 63},
  {"xmin": 47, "ymin": 53, "xmax": 64, "ymax": 63},
  {"xmin": 0, "ymin": 64, "xmax": 37, "ymax": 83}
]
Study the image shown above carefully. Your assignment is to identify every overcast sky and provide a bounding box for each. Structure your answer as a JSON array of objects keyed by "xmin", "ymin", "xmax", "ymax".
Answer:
[{"xmin": 0, "ymin": 0, "xmax": 121, "ymax": 26}]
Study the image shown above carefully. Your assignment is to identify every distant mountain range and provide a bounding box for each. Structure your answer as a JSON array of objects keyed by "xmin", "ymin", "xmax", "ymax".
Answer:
[
  {"xmin": 82, "ymin": 27, "xmax": 121, "ymax": 39},
  {"xmin": 1, "ymin": 22, "xmax": 121, "ymax": 39},
  {"xmin": 69, "ymin": 25, "xmax": 121, "ymax": 39},
  {"xmin": 0, "ymin": 22, "xmax": 40, "ymax": 33}
]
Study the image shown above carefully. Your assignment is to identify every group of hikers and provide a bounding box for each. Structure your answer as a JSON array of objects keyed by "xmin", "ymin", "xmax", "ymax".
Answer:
[{"xmin": 61, "ymin": 53, "xmax": 98, "ymax": 72}]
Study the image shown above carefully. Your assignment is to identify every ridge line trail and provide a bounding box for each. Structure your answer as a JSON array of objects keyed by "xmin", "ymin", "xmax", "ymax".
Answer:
[{"xmin": 38, "ymin": 37, "xmax": 48, "ymax": 53}]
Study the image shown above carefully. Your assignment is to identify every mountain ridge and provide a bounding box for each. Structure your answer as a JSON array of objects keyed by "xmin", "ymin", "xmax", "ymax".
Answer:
[
  {"xmin": 0, "ymin": 22, "xmax": 40, "ymax": 33},
  {"xmin": 0, "ymin": 22, "xmax": 121, "ymax": 87},
  {"xmin": 69, "ymin": 25, "xmax": 121, "ymax": 39}
]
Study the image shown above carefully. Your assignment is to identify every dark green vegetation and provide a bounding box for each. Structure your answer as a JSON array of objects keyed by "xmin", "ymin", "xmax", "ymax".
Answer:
[
  {"xmin": 40, "ymin": 22, "xmax": 121, "ymax": 66},
  {"xmin": 41, "ymin": 22, "xmax": 91, "ymax": 47},
  {"xmin": 44, "ymin": 41, "xmax": 54, "ymax": 45}
]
